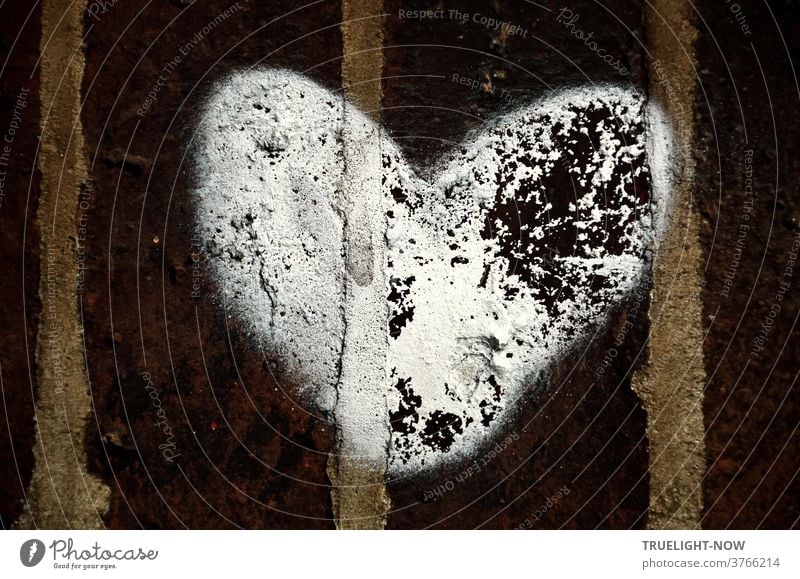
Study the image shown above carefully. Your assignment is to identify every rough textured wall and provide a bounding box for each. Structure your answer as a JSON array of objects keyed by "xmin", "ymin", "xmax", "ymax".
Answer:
[
  {"xmin": 0, "ymin": 0, "xmax": 797, "ymax": 530},
  {"xmin": 695, "ymin": 0, "xmax": 800, "ymax": 529},
  {"xmin": 0, "ymin": 0, "xmax": 40, "ymax": 529}
]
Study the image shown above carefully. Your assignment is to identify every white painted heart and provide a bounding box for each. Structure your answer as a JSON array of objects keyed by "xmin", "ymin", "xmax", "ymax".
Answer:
[{"xmin": 192, "ymin": 69, "xmax": 672, "ymax": 477}]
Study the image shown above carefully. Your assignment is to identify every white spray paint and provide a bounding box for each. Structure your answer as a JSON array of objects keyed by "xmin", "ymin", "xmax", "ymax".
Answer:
[
  {"xmin": 192, "ymin": 69, "xmax": 672, "ymax": 477},
  {"xmin": 334, "ymin": 98, "xmax": 392, "ymax": 468},
  {"xmin": 644, "ymin": 100, "xmax": 677, "ymax": 245}
]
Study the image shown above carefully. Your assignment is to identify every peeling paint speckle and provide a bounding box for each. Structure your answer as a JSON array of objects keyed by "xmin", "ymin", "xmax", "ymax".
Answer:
[{"xmin": 192, "ymin": 69, "xmax": 669, "ymax": 477}]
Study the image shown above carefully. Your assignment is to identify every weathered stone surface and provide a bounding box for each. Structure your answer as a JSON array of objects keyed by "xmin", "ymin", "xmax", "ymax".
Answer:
[
  {"xmin": 695, "ymin": 0, "xmax": 800, "ymax": 529},
  {"xmin": 79, "ymin": 0, "xmax": 342, "ymax": 529},
  {"xmin": 0, "ymin": 0, "xmax": 40, "ymax": 529}
]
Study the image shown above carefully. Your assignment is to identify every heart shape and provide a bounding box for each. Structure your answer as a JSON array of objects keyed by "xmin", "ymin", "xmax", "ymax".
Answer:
[{"xmin": 192, "ymin": 69, "xmax": 671, "ymax": 476}]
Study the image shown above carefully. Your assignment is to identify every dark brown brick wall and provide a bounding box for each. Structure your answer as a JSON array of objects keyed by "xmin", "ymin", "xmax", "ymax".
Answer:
[
  {"xmin": 79, "ymin": 0, "xmax": 343, "ymax": 529},
  {"xmin": 696, "ymin": 0, "xmax": 800, "ymax": 529},
  {"xmin": 0, "ymin": 0, "xmax": 40, "ymax": 529}
]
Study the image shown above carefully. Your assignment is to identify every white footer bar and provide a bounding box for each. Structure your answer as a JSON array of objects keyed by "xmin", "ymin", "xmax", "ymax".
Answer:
[{"xmin": 1, "ymin": 530, "xmax": 797, "ymax": 578}]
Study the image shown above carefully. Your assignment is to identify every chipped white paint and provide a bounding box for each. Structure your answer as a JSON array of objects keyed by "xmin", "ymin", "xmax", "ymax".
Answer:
[
  {"xmin": 192, "ymin": 69, "xmax": 671, "ymax": 477},
  {"xmin": 644, "ymin": 100, "xmax": 677, "ymax": 244},
  {"xmin": 334, "ymin": 102, "xmax": 392, "ymax": 470}
]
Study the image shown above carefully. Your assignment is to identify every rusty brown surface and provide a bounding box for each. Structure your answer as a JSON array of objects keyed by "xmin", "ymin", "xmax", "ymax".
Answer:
[
  {"xmin": 0, "ymin": 0, "xmax": 41, "ymax": 529},
  {"xmin": 381, "ymin": 0, "xmax": 647, "ymax": 166},
  {"xmin": 695, "ymin": 0, "xmax": 800, "ymax": 529}
]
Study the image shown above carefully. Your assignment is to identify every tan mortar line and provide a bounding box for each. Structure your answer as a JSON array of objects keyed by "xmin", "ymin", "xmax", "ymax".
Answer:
[
  {"xmin": 340, "ymin": 0, "xmax": 384, "ymax": 117},
  {"xmin": 15, "ymin": 0, "xmax": 110, "ymax": 529},
  {"xmin": 632, "ymin": 0, "xmax": 705, "ymax": 529},
  {"xmin": 326, "ymin": 0, "xmax": 389, "ymax": 530}
]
